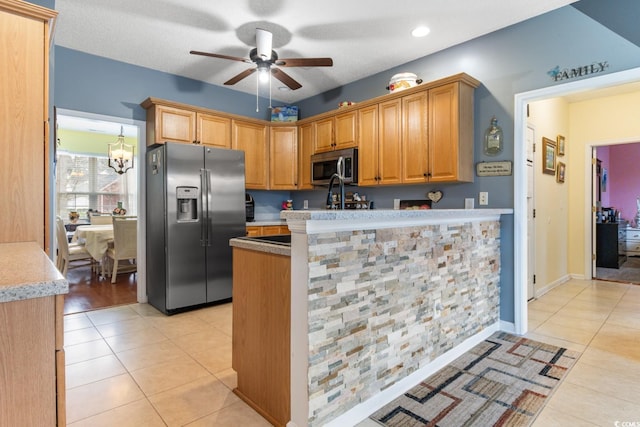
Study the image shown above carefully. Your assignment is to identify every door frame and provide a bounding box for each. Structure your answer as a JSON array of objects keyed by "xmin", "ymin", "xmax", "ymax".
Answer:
[
  {"xmin": 513, "ymin": 67, "xmax": 640, "ymax": 334},
  {"xmin": 53, "ymin": 108, "xmax": 148, "ymax": 303}
]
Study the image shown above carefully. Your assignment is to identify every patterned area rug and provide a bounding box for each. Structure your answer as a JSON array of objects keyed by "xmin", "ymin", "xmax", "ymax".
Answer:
[{"xmin": 370, "ymin": 332, "xmax": 580, "ymax": 427}]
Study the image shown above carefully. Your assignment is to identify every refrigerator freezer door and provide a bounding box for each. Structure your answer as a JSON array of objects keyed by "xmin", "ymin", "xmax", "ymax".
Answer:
[
  {"xmin": 165, "ymin": 143, "xmax": 208, "ymax": 310},
  {"xmin": 204, "ymin": 147, "xmax": 246, "ymax": 302}
]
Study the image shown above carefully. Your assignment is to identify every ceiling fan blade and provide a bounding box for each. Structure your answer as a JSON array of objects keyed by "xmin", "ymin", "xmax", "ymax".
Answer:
[
  {"xmin": 190, "ymin": 50, "xmax": 250, "ymax": 63},
  {"xmin": 224, "ymin": 68, "xmax": 257, "ymax": 85},
  {"xmin": 275, "ymin": 58, "xmax": 333, "ymax": 67},
  {"xmin": 271, "ymin": 68, "xmax": 302, "ymax": 90},
  {"xmin": 255, "ymin": 28, "xmax": 273, "ymax": 60}
]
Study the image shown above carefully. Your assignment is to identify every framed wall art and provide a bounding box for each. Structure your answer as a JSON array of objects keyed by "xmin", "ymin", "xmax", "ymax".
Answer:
[
  {"xmin": 556, "ymin": 161, "xmax": 566, "ymax": 183},
  {"xmin": 542, "ymin": 137, "xmax": 556, "ymax": 175},
  {"xmin": 557, "ymin": 134, "xmax": 566, "ymax": 156}
]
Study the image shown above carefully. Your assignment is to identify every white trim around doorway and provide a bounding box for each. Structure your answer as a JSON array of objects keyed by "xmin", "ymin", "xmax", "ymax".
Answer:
[
  {"xmin": 513, "ymin": 67, "xmax": 640, "ymax": 335},
  {"xmin": 54, "ymin": 108, "xmax": 147, "ymax": 304}
]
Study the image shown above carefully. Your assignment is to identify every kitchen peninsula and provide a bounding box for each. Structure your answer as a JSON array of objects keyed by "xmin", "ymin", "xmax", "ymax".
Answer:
[
  {"xmin": 231, "ymin": 208, "xmax": 511, "ymax": 427},
  {"xmin": 0, "ymin": 242, "xmax": 69, "ymax": 425}
]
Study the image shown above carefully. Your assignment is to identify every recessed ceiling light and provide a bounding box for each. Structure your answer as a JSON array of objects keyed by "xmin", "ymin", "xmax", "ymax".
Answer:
[{"xmin": 411, "ymin": 26, "xmax": 430, "ymax": 38}]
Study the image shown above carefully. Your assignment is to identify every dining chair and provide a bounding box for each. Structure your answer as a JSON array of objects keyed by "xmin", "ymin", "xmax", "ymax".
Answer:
[
  {"xmin": 105, "ymin": 216, "xmax": 137, "ymax": 283},
  {"xmin": 55, "ymin": 216, "xmax": 93, "ymax": 277},
  {"xmin": 89, "ymin": 213, "xmax": 112, "ymax": 225}
]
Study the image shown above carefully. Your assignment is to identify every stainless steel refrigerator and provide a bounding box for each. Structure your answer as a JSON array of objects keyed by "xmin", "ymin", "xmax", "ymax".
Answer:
[{"xmin": 146, "ymin": 142, "xmax": 245, "ymax": 314}]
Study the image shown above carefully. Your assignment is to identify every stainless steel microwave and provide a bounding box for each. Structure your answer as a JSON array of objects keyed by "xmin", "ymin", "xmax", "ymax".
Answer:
[{"xmin": 311, "ymin": 148, "xmax": 358, "ymax": 185}]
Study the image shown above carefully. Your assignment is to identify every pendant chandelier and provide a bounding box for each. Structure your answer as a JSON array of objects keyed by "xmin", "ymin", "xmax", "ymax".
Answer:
[{"xmin": 107, "ymin": 126, "xmax": 134, "ymax": 174}]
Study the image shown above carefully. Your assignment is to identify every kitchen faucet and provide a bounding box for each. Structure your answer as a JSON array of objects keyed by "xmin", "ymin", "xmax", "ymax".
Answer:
[{"xmin": 326, "ymin": 156, "xmax": 345, "ymax": 209}]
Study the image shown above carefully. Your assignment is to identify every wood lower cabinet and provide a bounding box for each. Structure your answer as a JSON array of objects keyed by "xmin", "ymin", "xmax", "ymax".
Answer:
[
  {"xmin": 0, "ymin": 0, "xmax": 56, "ymax": 252},
  {"xmin": 232, "ymin": 247, "xmax": 290, "ymax": 426},
  {"xmin": 246, "ymin": 225, "xmax": 290, "ymax": 236},
  {"xmin": 269, "ymin": 126, "xmax": 298, "ymax": 190},
  {"xmin": 0, "ymin": 294, "xmax": 65, "ymax": 426},
  {"xmin": 232, "ymin": 120, "xmax": 268, "ymax": 189}
]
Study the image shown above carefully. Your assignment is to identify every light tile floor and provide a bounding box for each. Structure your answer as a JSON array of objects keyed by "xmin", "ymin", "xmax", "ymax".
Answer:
[
  {"xmin": 528, "ymin": 278, "xmax": 640, "ymax": 426},
  {"xmin": 64, "ymin": 302, "xmax": 271, "ymax": 426},
  {"xmin": 65, "ymin": 278, "xmax": 640, "ymax": 426}
]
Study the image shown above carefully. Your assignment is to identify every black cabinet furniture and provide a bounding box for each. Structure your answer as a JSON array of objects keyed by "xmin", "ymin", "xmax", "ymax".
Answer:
[{"xmin": 596, "ymin": 222, "xmax": 627, "ymax": 268}]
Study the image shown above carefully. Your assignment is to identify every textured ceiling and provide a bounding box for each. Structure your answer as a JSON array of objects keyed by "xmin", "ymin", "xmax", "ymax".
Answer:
[{"xmin": 54, "ymin": 0, "xmax": 576, "ymax": 103}]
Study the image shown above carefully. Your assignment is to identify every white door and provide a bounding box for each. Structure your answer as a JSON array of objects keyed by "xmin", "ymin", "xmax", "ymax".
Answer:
[
  {"xmin": 526, "ymin": 125, "xmax": 535, "ymax": 300},
  {"xmin": 592, "ymin": 147, "xmax": 598, "ymax": 276}
]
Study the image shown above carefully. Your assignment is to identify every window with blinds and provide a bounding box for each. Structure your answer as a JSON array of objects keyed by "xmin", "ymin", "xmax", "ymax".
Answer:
[{"xmin": 56, "ymin": 152, "xmax": 137, "ymax": 221}]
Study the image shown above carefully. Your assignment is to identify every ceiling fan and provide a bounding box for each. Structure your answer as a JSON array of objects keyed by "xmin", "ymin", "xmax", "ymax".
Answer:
[{"xmin": 190, "ymin": 28, "xmax": 333, "ymax": 90}]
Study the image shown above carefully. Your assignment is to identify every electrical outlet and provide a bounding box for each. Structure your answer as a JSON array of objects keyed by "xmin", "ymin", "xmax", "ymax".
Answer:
[
  {"xmin": 303, "ymin": 200, "xmax": 309, "ymax": 209},
  {"xmin": 479, "ymin": 192, "xmax": 488, "ymax": 205}
]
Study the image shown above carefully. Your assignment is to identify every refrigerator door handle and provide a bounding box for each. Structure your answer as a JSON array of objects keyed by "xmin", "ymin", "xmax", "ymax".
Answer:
[{"xmin": 200, "ymin": 168, "xmax": 209, "ymax": 246}]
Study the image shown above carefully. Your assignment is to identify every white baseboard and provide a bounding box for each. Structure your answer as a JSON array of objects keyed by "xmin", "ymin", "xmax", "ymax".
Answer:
[
  {"xmin": 535, "ymin": 274, "xmax": 571, "ymax": 299},
  {"xmin": 500, "ymin": 320, "xmax": 516, "ymax": 334},
  {"xmin": 322, "ymin": 322, "xmax": 502, "ymax": 427}
]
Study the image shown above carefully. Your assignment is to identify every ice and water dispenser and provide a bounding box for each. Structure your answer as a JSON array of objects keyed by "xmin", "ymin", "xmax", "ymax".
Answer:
[{"xmin": 176, "ymin": 186, "xmax": 198, "ymax": 222}]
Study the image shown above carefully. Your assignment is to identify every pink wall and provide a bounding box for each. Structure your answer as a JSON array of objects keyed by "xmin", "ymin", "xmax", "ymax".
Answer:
[{"xmin": 605, "ymin": 143, "xmax": 640, "ymax": 223}]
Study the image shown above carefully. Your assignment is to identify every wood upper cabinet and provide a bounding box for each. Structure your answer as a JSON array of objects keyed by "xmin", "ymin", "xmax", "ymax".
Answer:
[
  {"xmin": 314, "ymin": 117, "xmax": 334, "ymax": 152},
  {"xmin": 359, "ymin": 100, "xmax": 404, "ymax": 186},
  {"xmin": 359, "ymin": 78, "xmax": 476, "ymax": 186},
  {"xmin": 297, "ymin": 122, "xmax": 315, "ymax": 190},
  {"xmin": 313, "ymin": 110, "xmax": 357, "ymax": 153},
  {"xmin": 145, "ymin": 103, "xmax": 196, "ymax": 145},
  {"xmin": 143, "ymin": 102, "xmax": 232, "ymax": 148},
  {"xmin": 0, "ymin": 1, "xmax": 56, "ymax": 253},
  {"xmin": 428, "ymin": 81, "xmax": 474, "ymax": 183},
  {"xmin": 232, "ymin": 120, "xmax": 269, "ymax": 189},
  {"xmin": 357, "ymin": 105, "xmax": 379, "ymax": 186},
  {"xmin": 402, "ymin": 91, "xmax": 429, "ymax": 183},
  {"xmin": 376, "ymin": 100, "xmax": 403, "ymax": 185},
  {"xmin": 197, "ymin": 113, "xmax": 231, "ymax": 148},
  {"xmin": 269, "ymin": 126, "xmax": 298, "ymax": 190}
]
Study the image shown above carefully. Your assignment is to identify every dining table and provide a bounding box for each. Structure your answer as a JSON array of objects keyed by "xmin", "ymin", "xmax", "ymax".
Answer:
[{"xmin": 73, "ymin": 224, "xmax": 114, "ymax": 262}]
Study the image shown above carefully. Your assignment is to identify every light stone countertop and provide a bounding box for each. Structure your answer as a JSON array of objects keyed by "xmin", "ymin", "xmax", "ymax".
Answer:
[
  {"xmin": 246, "ymin": 220, "xmax": 287, "ymax": 227},
  {"xmin": 229, "ymin": 237, "xmax": 291, "ymax": 256},
  {"xmin": 0, "ymin": 242, "xmax": 69, "ymax": 303},
  {"xmin": 281, "ymin": 208, "xmax": 513, "ymax": 233}
]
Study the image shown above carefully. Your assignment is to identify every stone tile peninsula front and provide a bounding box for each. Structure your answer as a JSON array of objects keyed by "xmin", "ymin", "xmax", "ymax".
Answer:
[{"xmin": 281, "ymin": 208, "xmax": 512, "ymax": 427}]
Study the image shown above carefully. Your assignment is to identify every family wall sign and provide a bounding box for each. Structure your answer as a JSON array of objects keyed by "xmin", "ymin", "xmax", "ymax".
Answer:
[{"xmin": 547, "ymin": 61, "xmax": 609, "ymax": 82}]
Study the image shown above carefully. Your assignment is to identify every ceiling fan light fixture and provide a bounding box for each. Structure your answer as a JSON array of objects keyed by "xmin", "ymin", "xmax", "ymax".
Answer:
[
  {"xmin": 258, "ymin": 66, "xmax": 270, "ymax": 83},
  {"xmin": 411, "ymin": 25, "xmax": 431, "ymax": 38},
  {"xmin": 256, "ymin": 28, "xmax": 273, "ymax": 60}
]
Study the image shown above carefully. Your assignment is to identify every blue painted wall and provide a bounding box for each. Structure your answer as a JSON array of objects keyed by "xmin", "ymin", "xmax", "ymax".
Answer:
[
  {"xmin": 54, "ymin": 47, "xmax": 274, "ymax": 122},
  {"xmin": 50, "ymin": 2, "xmax": 640, "ymax": 323}
]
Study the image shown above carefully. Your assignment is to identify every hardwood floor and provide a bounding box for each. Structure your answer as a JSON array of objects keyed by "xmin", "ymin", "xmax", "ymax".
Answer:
[{"xmin": 63, "ymin": 264, "xmax": 137, "ymax": 315}]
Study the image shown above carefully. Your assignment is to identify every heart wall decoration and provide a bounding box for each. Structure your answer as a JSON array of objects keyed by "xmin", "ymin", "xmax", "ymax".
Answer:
[{"xmin": 427, "ymin": 190, "xmax": 443, "ymax": 203}]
